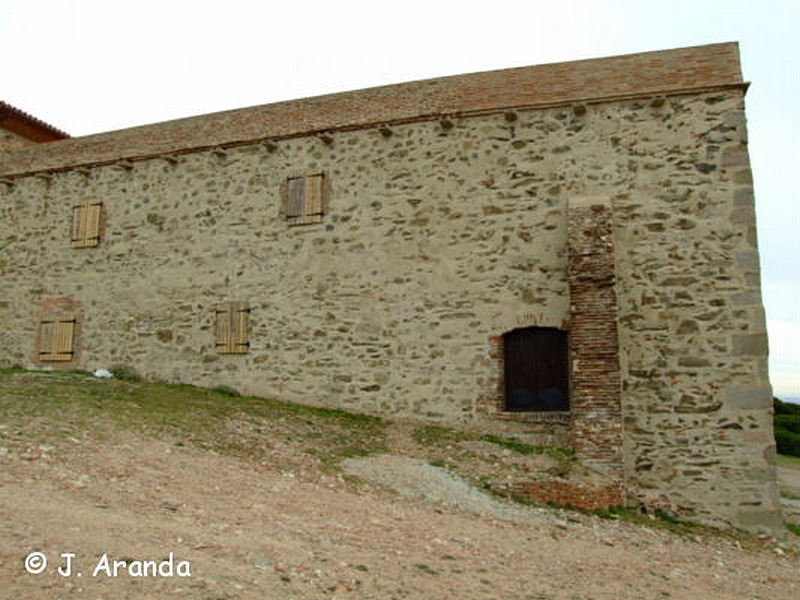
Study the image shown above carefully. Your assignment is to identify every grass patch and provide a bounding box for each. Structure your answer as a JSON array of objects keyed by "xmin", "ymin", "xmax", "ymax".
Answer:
[
  {"xmin": 787, "ymin": 523, "xmax": 800, "ymax": 537},
  {"xmin": 480, "ymin": 434, "xmax": 539, "ymax": 454},
  {"xmin": 479, "ymin": 433, "xmax": 573, "ymax": 460},
  {"xmin": 412, "ymin": 424, "xmax": 470, "ymax": 445},
  {"xmin": 776, "ymin": 454, "xmax": 800, "ymax": 468},
  {"xmin": 501, "ymin": 495, "xmax": 713, "ymax": 540},
  {"xmin": 314, "ymin": 445, "xmax": 376, "ymax": 467},
  {"xmin": 0, "ymin": 370, "xmax": 386, "ymax": 464},
  {"xmin": 589, "ymin": 506, "xmax": 729, "ymax": 540},
  {"xmin": 594, "ymin": 505, "xmax": 629, "ymax": 520},
  {"xmin": 414, "ymin": 564, "xmax": 438, "ymax": 575},
  {"xmin": 413, "ymin": 425, "xmax": 573, "ymax": 459}
]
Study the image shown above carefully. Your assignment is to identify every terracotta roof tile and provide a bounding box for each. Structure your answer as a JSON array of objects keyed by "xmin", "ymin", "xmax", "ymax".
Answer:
[{"xmin": 0, "ymin": 101, "xmax": 69, "ymax": 142}]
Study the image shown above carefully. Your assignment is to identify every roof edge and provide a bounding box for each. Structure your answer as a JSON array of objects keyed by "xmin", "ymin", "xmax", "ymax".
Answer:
[
  {"xmin": 0, "ymin": 42, "xmax": 742, "ymax": 177},
  {"xmin": 0, "ymin": 101, "xmax": 70, "ymax": 143}
]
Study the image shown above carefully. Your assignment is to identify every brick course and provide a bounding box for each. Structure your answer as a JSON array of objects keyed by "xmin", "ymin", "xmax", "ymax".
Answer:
[{"xmin": 509, "ymin": 480, "xmax": 625, "ymax": 511}]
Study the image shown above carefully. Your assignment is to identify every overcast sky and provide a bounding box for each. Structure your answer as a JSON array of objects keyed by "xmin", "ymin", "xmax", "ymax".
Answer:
[{"xmin": 2, "ymin": 0, "xmax": 798, "ymax": 397}]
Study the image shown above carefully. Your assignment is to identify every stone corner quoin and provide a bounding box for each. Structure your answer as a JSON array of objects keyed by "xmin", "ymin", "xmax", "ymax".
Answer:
[{"xmin": 0, "ymin": 41, "xmax": 783, "ymax": 535}]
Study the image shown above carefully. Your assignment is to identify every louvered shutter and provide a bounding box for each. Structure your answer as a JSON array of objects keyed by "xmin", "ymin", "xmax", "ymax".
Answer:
[
  {"xmin": 71, "ymin": 199, "xmax": 102, "ymax": 248},
  {"xmin": 39, "ymin": 313, "xmax": 76, "ymax": 361}
]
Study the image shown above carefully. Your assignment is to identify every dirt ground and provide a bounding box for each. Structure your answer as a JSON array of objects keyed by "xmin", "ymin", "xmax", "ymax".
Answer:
[{"xmin": 0, "ymin": 431, "xmax": 796, "ymax": 600}]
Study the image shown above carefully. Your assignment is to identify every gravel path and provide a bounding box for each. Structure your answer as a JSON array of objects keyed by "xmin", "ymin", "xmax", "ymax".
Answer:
[{"xmin": 342, "ymin": 454, "xmax": 553, "ymax": 525}]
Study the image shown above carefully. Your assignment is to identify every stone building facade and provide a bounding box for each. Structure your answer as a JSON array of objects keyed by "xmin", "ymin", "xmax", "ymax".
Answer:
[{"xmin": 0, "ymin": 43, "xmax": 782, "ymax": 533}]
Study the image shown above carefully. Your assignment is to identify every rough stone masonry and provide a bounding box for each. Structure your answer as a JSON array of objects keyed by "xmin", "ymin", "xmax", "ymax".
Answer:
[{"xmin": 0, "ymin": 42, "xmax": 782, "ymax": 534}]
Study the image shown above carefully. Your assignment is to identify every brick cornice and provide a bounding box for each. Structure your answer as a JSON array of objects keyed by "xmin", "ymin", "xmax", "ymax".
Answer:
[{"xmin": 0, "ymin": 42, "xmax": 743, "ymax": 178}]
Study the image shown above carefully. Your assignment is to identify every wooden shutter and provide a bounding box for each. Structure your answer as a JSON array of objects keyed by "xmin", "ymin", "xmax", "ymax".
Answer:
[
  {"xmin": 71, "ymin": 199, "xmax": 102, "ymax": 248},
  {"xmin": 38, "ymin": 313, "xmax": 76, "ymax": 361},
  {"xmin": 215, "ymin": 304, "xmax": 233, "ymax": 353},
  {"xmin": 304, "ymin": 170, "xmax": 324, "ymax": 222},
  {"xmin": 215, "ymin": 302, "xmax": 250, "ymax": 354},
  {"xmin": 231, "ymin": 302, "xmax": 250, "ymax": 353},
  {"xmin": 287, "ymin": 176, "xmax": 306, "ymax": 219},
  {"xmin": 286, "ymin": 170, "xmax": 325, "ymax": 226}
]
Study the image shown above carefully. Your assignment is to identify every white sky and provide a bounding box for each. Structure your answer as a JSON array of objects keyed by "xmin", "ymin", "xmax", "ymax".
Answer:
[{"xmin": 2, "ymin": 0, "xmax": 798, "ymax": 397}]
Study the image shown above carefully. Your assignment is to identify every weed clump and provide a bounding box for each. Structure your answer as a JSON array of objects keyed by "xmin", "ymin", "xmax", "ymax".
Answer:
[
  {"xmin": 211, "ymin": 385, "xmax": 240, "ymax": 397},
  {"xmin": 108, "ymin": 365, "xmax": 142, "ymax": 382},
  {"xmin": 412, "ymin": 424, "xmax": 469, "ymax": 445}
]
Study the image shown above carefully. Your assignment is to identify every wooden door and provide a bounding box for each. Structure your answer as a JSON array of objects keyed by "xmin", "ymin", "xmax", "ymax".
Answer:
[{"xmin": 503, "ymin": 327, "xmax": 569, "ymax": 412}]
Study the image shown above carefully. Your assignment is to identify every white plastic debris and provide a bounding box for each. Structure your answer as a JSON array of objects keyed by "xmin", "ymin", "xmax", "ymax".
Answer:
[{"xmin": 93, "ymin": 368, "xmax": 113, "ymax": 378}]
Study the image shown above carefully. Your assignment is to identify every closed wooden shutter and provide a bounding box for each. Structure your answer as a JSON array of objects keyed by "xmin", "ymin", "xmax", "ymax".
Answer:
[
  {"xmin": 38, "ymin": 313, "xmax": 76, "ymax": 361},
  {"xmin": 215, "ymin": 305, "xmax": 233, "ymax": 353},
  {"xmin": 305, "ymin": 171, "xmax": 324, "ymax": 221},
  {"xmin": 215, "ymin": 303, "xmax": 250, "ymax": 354},
  {"xmin": 71, "ymin": 199, "xmax": 102, "ymax": 248},
  {"xmin": 232, "ymin": 303, "xmax": 251, "ymax": 353},
  {"xmin": 287, "ymin": 176, "xmax": 306, "ymax": 219},
  {"xmin": 71, "ymin": 204, "xmax": 86, "ymax": 247},
  {"xmin": 286, "ymin": 170, "xmax": 325, "ymax": 226}
]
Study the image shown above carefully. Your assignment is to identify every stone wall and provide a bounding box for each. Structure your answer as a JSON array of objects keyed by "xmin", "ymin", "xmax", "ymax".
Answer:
[
  {"xmin": 608, "ymin": 93, "xmax": 781, "ymax": 532},
  {"xmin": 0, "ymin": 109, "xmax": 574, "ymax": 425},
  {"xmin": 0, "ymin": 45, "xmax": 781, "ymax": 534},
  {"xmin": 0, "ymin": 128, "xmax": 37, "ymax": 152}
]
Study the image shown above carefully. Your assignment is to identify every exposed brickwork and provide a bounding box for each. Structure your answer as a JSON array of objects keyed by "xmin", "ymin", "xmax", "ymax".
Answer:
[
  {"xmin": 0, "ymin": 43, "xmax": 743, "ymax": 177},
  {"xmin": 475, "ymin": 335, "xmax": 505, "ymax": 417},
  {"xmin": 509, "ymin": 480, "xmax": 625, "ymax": 510},
  {"xmin": 566, "ymin": 201, "xmax": 624, "ymax": 484}
]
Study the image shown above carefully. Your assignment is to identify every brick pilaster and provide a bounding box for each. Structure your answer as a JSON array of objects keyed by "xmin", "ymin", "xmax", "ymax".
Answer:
[{"xmin": 566, "ymin": 199, "xmax": 625, "ymax": 497}]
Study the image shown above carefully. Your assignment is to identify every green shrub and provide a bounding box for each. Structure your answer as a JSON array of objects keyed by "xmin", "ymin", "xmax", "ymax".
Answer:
[
  {"xmin": 775, "ymin": 397, "xmax": 800, "ymax": 416},
  {"xmin": 776, "ymin": 414, "xmax": 800, "ymax": 435},
  {"xmin": 776, "ymin": 429, "xmax": 800, "ymax": 457},
  {"xmin": 108, "ymin": 364, "xmax": 142, "ymax": 382},
  {"xmin": 211, "ymin": 385, "xmax": 240, "ymax": 397},
  {"xmin": 774, "ymin": 398, "xmax": 800, "ymax": 457}
]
